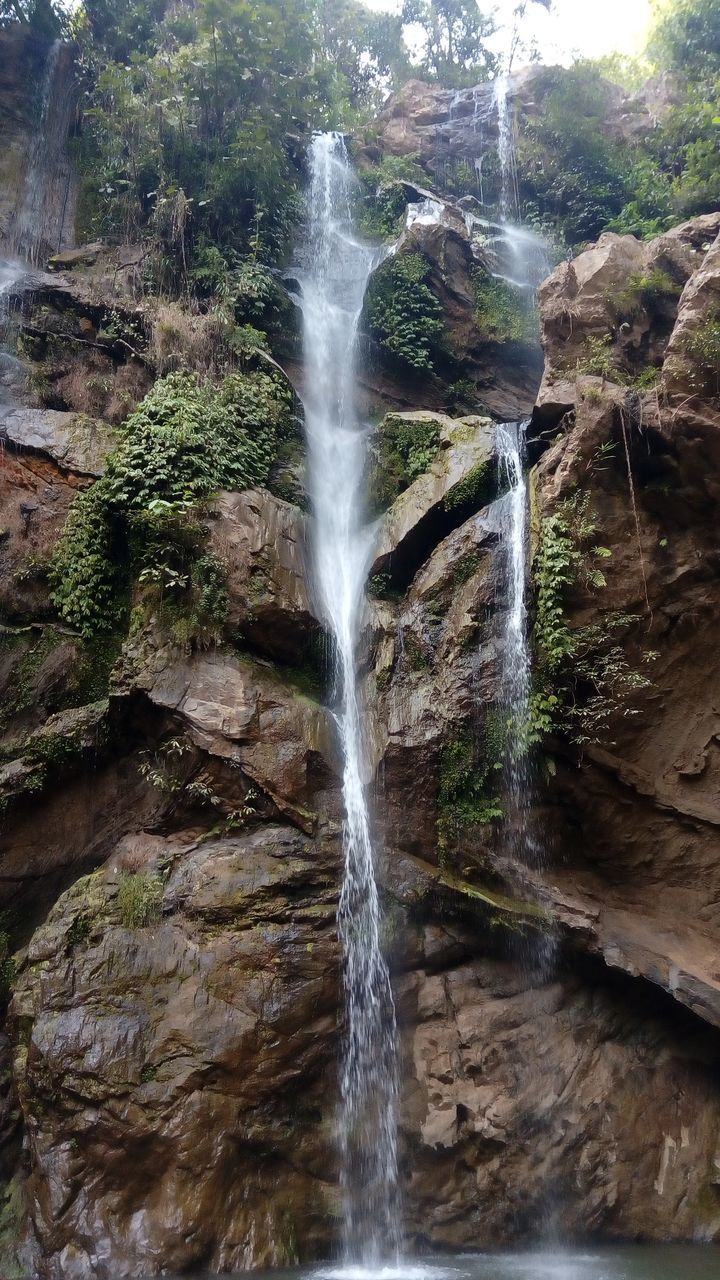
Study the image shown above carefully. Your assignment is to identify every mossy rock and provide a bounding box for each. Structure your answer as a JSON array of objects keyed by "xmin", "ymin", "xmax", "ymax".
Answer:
[{"xmin": 368, "ymin": 411, "xmax": 443, "ymax": 514}]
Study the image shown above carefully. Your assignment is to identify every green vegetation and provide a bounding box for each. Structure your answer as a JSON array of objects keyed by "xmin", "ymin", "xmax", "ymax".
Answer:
[
  {"xmin": 681, "ymin": 315, "xmax": 720, "ymax": 397},
  {"xmin": 401, "ymin": 0, "xmax": 497, "ymax": 87},
  {"xmin": 50, "ymin": 369, "xmax": 291, "ymax": 639},
  {"xmin": 517, "ymin": 65, "xmax": 633, "ymax": 246},
  {"xmin": 437, "ymin": 724, "xmax": 504, "ymax": 853},
  {"xmin": 453, "ymin": 552, "xmax": 482, "ymax": 585},
  {"xmin": 71, "ymin": 0, "xmax": 409, "ymax": 276},
  {"xmin": 0, "ymin": 930, "xmax": 14, "ymax": 1000},
  {"xmin": 356, "ymin": 154, "xmax": 428, "ymax": 239},
  {"xmin": 0, "ymin": 628, "xmax": 64, "ymax": 728},
  {"xmin": 473, "ymin": 272, "xmax": 535, "ymax": 343},
  {"xmin": 443, "ymin": 459, "xmax": 491, "ymax": 512},
  {"xmin": 513, "ymin": 4, "xmax": 720, "ymax": 248},
  {"xmin": 404, "ymin": 631, "xmax": 430, "ymax": 672},
  {"xmin": 364, "ymin": 253, "xmax": 443, "ymax": 372},
  {"xmin": 370, "ymin": 413, "xmax": 441, "ymax": 510},
  {"xmin": 116, "ymin": 871, "xmax": 164, "ymax": 928},
  {"xmin": 0, "ymin": 0, "xmax": 64, "ymax": 37},
  {"xmin": 612, "ymin": 269, "xmax": 682, "ymax": 318},
  {"xmin": 532, "ymin": 490, "xmax": 654, "ymax": 745},
  {"xmin": 65, "ymin": 914, "xmax": 92, "ymax": 953},
  {"xmin": 574, "ymin": 334, "xmax": 621, "ymax": 380}
]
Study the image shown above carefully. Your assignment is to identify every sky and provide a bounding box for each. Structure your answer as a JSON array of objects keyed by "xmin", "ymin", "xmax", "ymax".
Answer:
[{"xmin": 365, "ymin": 0, "xmax": 654, "ymax": 66}]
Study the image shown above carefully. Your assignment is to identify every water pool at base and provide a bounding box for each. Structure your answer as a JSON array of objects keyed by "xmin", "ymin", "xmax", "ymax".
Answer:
[{"xmin": 172, "ymin": 1248, "xmax": 720, "ymax": 1280}]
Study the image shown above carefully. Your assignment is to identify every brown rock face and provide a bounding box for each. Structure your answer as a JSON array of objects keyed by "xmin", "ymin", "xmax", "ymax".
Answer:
[
  {"xmin": 400, "ymin": 943, "xmax": 720, "ymax": 1247},
  {"xmin": 3, "ymin": 84, "xmax": 720, "ymax": 1273},
  {"xmin": 0, "ymin": 443, "xmax": 89, "ymax": 623},
  {"xmin": 523, "ymin": 215, "xmax": 720, "ymax": 1042},
  {"xmin": 536, "ymin": 215, "xmax": 720, "ymax": 420},
  {"xmin": 207, "ymin": 489, "xmax": 317, "ymax": 664},
  {"xmin": 11, "ymin": 824, "xmax": 341, "ymax": 1279},
  {"xmin": 360, "ymin": 193, "xmax": 544, "ymax": 419}
]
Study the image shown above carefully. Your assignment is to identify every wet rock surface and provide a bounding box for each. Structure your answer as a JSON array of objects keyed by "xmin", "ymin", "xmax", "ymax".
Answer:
[
  {"xmin": 10, "ymin": 824, "xmax": 341, "ymax": 1278},
  {"xmin": 2, "ymin": 95, "xmax": 720, "ymax": 1276},
  {"xmin": 400, "ymin": 942, "xmax": 720, "ymax": 1247}
]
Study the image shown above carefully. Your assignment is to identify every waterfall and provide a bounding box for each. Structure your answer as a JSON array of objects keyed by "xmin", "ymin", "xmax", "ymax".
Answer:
[
  {"xmin": 495, "ymin": 425, "xmax": 554, "ymax": 977},
  {"xmin": 297, "ymin": 132, "xmax": 400, "ymax": 1265},
  {"xmin": 495, "ymin": 423, "xmax": 531, "ymax": 814},
  {"xmin": 493, "ymin": 75, "xmax": 519, "ymax": 223},
  {"xmin": 10, "ymin": 39, "xmax": 75, "ymax": 265}
]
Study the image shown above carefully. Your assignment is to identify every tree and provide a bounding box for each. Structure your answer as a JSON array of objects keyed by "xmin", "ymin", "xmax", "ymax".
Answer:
[
  {"xmin": 73, "ymin": 0, "xmax": 408, "ymax": 273},
  {"xmin": 644, "ymin": 0, "xmax": 720, "ymax": 219},
  {"xmin": 401, "ymin": 0, "xmax": 497, "ymax": 86},
  {"xmin": 0, "ymin": 0, "xmax": 64, "ymax": 35},
  {"xmin": 648, "ymin": 0, "xmax": 720, "ymax": 79}
]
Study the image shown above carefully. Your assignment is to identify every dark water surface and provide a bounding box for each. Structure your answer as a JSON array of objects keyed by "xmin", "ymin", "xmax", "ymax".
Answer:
[{"xmin": 176, "ymin": 1249, "xmax": 720, "ymax": 1280}]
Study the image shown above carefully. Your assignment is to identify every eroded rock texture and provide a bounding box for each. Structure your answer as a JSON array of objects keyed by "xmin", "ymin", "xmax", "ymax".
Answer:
[{"xmin": 2, "ymin": 62, "xmax": 720, "ymax": 1275}]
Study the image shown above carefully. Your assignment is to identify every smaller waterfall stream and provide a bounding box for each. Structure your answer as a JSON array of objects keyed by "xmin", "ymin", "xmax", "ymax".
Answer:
[
  {"xmin": 496, "ymin": 422, "xmax": 531, "ymax": 788},
  {"xmin": 494, "ymin": 420, "xmax": 554, "ymax": 976},
  {"xmin": 297, "ymin": 132, "xmax": 400, "ymax": 1265}
]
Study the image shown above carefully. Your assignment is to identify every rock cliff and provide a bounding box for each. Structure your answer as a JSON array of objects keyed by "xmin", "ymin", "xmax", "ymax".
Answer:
[{"xmin": 1, "ymin": 49, "xmax": 720, "ymax": 1280}]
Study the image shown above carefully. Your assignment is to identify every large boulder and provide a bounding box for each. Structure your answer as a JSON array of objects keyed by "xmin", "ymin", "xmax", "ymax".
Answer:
[
  {"xmin": 536, "ymin": 214, "xmax": 720, "ymax": 425},
  {"xmin": 10, "ymin": 823, "xmax": 341, "ymax": 1278},
  {"xmin": 0, "ymin": 407, "xmax": 116, "ymax": 477},
  {"xmin": 370, "ymin": 411, "xmax": 496, "ymax": 585},
  {"xmin": 206, "ymin": 489, "xmax": 318, "ymax": 664},
  {"xmin": 663, "ymin": 225, "xmax": 720, "ymax": 405}
]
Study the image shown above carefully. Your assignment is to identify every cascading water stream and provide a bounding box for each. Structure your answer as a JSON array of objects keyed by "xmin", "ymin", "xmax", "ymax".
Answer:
[
  {"xmin": 493, "ymin": 75, "xmax": 520, "ymax": 224},
  {"xmin": 494, "ymin": 421, "xmax": 554, "ymax": 977},
  {"xmin": 296, "ymin": 131, "xmax": 400, "ymax": 1265},
  {"xmin": 9, "ymin": 38, "xmax": 75, "ymax": 265},
  {"xmin": 495, "ymin": 424, "xmax": 534, "ymax": 862}
]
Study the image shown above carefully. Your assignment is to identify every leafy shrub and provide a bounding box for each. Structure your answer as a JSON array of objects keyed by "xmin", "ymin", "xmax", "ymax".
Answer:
[
  {"xmin": 682, "ymin": 316, "xmax": 720, "ymax": 395},
  {"xmin": 575, "ymin": 334, "xmax": 622, "ymax": 380},
  {"xmin": 612, "ymin": 269, "xmax": 682, "ymax": 317},
  {"xmin": 364, "ymin": 253, "xmax": 443, "ymax": 372},
  {"xmin": 49, "ymin": 484, "xmax": 124, "ymax": 637},
  {"xmin": 356, "ymin": 155, "xmax": 429, "ymax": 239},
  {"xmin": 51, "ymin": 370, "xmax": 291, "ymax": 637},
  {"xmin": 686, "ymin": 318, "xmax": 720, "ymax": 364},
  {"xmin": 473, "ymin": 272, "xmax": 535, "ymax": 343},
  {"xmin": 0, "ymin": 931, "xmax": 14, "ymax": 1000},
  {"xmin": 517, "ymin": 65, "xmax": 632, "ymax": 246},
  {"xmin": 443, "ymin": 460, "xmax": 491, "ymax": 512}
]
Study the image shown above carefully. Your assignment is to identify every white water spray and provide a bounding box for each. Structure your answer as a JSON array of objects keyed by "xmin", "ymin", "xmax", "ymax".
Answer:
[
  {"xmin": 297, "ymin": 132, "xmax": 401, "ymax": 1264},
  {"xmin": 493, "ymin": 75, "xmax": 520, "ymax": 224},
  {"xmin": 495, "ymin": 424, "xmax": 554, "ymax": 976},
  {"xmin": 496, "ymin": 422, "xmax": 531, "ymax": 790},
  {"xmin": 8, "ymin": 39, "xmax": 75, "ymax": 265}
]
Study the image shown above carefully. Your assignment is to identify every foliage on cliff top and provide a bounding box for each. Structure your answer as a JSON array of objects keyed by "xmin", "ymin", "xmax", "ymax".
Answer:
[
  {"xmin": 71, "ymin": 0, "xmax": 409, "ymax": 275},
  {"xmin": 513, "ymin": 1, "xmax": 720, "ymax": 247}
]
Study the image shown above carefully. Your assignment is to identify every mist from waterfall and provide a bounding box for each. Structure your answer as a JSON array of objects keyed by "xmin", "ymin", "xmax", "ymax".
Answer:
[{"xmin": 295, "ymin": 131, "xmax": 401, "ymax": 1265}]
